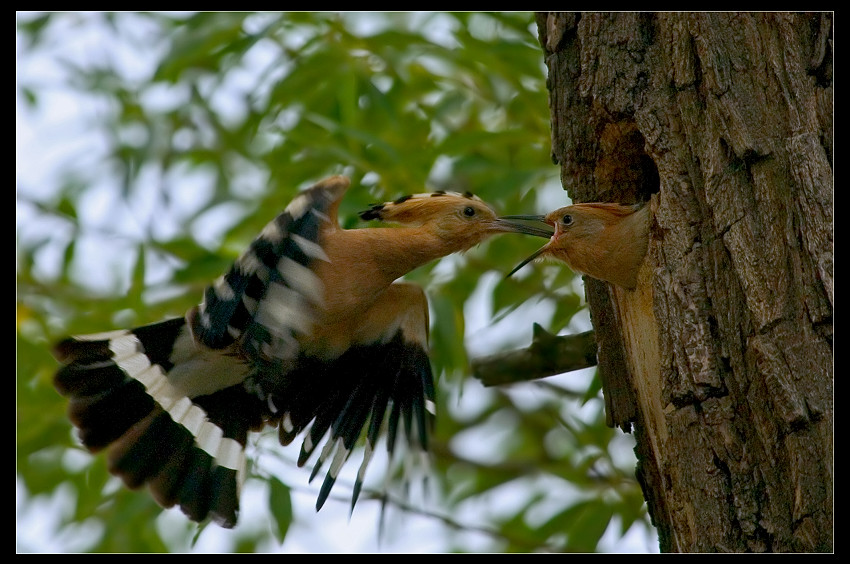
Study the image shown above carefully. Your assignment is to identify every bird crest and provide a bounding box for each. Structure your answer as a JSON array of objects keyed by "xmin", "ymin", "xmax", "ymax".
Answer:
[{"xmin": 359, "ymin": 190, "xmax": 488, "ymax": 225}]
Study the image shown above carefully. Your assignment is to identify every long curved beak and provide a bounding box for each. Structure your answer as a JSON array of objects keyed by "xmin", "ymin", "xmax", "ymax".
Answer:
[
  {"xmin": 493, "ymin": 216, "xmax": 553, "ymax": 238},
  {"xmin": 499, "ymin": 215, "xmax": 547, "ymax": 222},
  {"xmin": 505, "ymin": 244, "xmax": 549, "ymax": 278}
]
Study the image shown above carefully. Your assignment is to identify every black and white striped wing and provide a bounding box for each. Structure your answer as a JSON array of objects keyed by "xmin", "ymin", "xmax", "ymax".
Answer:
[
  {"xmin": 254, "ymin": 281, "xmax": 436, "ymax": 512},
  {"xmin": 308, "ymin": 332, "xmax": 435, "ymax": 512},
  {"xmin": 52, "ymin": 176, "xmax": 350, "ymax": 527},
  {"xmin": 187, "ymin": 176, "xmax": 349, "ymax": 364}
]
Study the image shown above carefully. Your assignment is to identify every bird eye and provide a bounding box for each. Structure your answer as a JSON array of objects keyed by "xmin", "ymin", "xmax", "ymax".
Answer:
[
  {"xmin": 562, "ymin": 214, "xmax": 573, "ymax": 226},
  {"xmin": 463, "ymin": 206, "xmax": 476, "ymax": 217}
]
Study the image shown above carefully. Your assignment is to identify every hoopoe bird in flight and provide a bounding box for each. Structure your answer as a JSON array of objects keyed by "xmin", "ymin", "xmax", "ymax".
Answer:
[
  {"xmin": 504, "ymin": 203, "xmax": 649, "ymax": 289},
  {"xmin": 52, "ymin": 175, "xmax": 552, "ymax": 528}
]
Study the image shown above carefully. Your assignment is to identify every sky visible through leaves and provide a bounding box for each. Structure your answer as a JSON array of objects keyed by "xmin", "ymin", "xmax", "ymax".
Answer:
[{"xmin": 17, "ymin": 12, "xmax": 658, "ymax": 553}]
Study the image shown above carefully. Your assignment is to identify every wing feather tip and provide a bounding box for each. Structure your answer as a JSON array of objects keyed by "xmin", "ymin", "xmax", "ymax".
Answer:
[{"xmin": 315, "ymin": 473, "xmax": 336, "ymax": 511}]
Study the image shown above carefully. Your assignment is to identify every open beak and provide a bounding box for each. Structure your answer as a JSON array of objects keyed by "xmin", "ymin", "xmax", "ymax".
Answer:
[
  {"xmin": 494, "ymin": 216, "xmax": 553, "ymax": 238},
  {"xmin": 505, "ymin": 243, "xmax": 550, "ymax": 278},
  {"xmin": 495, "ymin": 215, "xmax": 554, "ymax": 277}
]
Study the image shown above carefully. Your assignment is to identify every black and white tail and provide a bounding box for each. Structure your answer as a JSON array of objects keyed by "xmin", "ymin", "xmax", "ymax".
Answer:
[{"xmin": 53, "ymin": 318, "xmax": 262, "ymax": 527}]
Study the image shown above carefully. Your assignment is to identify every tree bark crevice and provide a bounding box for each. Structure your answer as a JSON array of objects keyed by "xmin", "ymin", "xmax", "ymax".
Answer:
[{"xmin": 537, "ymin": 11, "xmax": 832, "ymax": 553}]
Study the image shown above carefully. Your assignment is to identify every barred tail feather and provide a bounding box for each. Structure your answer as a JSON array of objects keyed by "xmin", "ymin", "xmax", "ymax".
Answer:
[
  {"xmin": 65, "ymin": 379, "xmax": 156, "ymax": 451},
  {"xmin": 145, "ymin": 425, "xmax": 195, "ymax": 508},
  {"xmin": 106, "ymin": 406, "xmax": 181, "ymax": 489},
  {"xmin": 52, "ymin": 318, "xmax": 259, "ymax": 528}
]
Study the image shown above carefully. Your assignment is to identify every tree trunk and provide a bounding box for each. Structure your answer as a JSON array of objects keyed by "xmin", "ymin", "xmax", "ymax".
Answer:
[{"xmin": 535, "ymin": 12, "xmax": 832, "ymax": 552}]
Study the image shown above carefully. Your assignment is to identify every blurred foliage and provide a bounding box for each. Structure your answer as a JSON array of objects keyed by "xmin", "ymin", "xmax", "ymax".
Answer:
[{"xmin": 16, "ymin": 12, "xmax": 654, "ymax": 553}]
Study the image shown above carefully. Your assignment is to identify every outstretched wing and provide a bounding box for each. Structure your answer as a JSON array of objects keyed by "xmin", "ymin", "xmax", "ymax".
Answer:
[
  {"xmin": 187, "ymin": 175, "xmax": 350, "ymax": 364},
  {"xmin": 252, "ymin": 281, "xmax": 435, "ymax": 511},
  {"xmin": 51, "ymin": 176, "xmax": 352, "ymax": 527},
  {"xmin": 52, "ymin": 175, "xmax": 437, "ymax": 523}
]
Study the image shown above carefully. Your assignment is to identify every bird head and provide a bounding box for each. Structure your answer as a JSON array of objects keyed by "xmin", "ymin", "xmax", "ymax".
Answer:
[
  {"xmin": 360, "ymin": 190, "xmax": 552, "ymax": 251},
  {"xmin": 503, "ymin": 202, "xmax": 649, "ymax": 288}
]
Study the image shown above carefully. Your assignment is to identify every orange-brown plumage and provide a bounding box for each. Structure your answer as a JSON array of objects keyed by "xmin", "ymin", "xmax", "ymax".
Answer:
[
  {"xmin": 51, "ymin": 175, "xmax": 552, "ymax": 527},
  {"xmin": 305, "ymin": 184, "xmax": 552, "ymax": 355},
  {"xmin": 506, "ymin": 202, "xmax": 649, "ymax": 289}
]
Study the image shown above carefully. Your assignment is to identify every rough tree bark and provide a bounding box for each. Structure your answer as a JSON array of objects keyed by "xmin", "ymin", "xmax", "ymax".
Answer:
[{"xmin": 534, "ymin": 12, "xmax": 832, "ymax": 552}]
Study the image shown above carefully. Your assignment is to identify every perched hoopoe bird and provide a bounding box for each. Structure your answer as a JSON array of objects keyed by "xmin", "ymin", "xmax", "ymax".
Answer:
[
  {"xmin": 504, "ymin": 203, "xmax": 649, "ymax": 289},
  {"xmin": 52, "ymin": 175, "xmax": 552, "ymax": 528}
]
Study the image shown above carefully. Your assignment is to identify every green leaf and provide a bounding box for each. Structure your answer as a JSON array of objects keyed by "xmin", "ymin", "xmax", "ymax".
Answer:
[
  {"xmin": 427, "ymin": 290, "xmax": 468, "ymax": 379},
  {"xmin": 567, "ymin": 501, "xmax": 616, "ymax": 552},
  {"xmin": 268, "ymin": 477, "xmax": 293, "ymax": 543}
]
